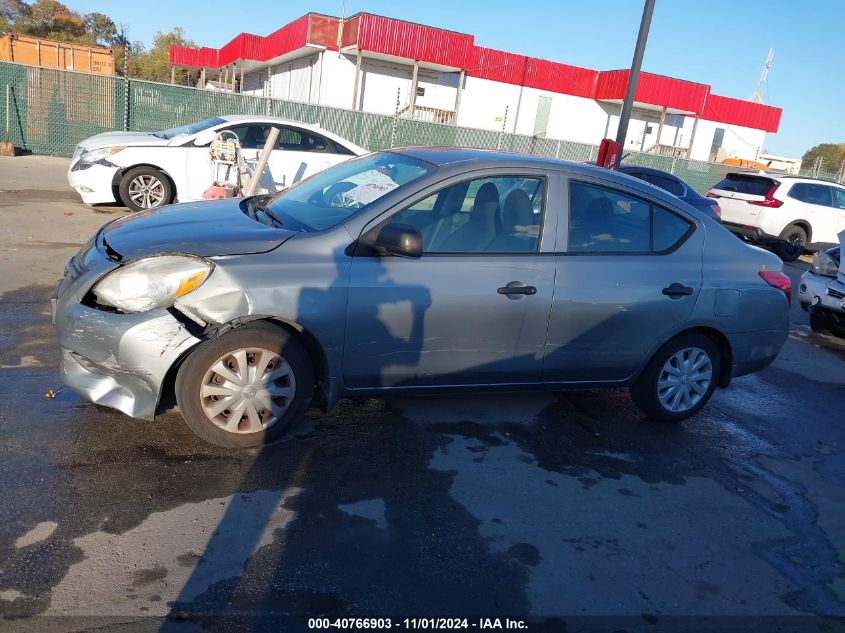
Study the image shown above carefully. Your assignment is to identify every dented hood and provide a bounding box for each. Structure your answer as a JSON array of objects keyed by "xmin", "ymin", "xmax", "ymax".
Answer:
[{"xmin": 100, "ymin": 199, "xmax": 297, "ymax": 259}]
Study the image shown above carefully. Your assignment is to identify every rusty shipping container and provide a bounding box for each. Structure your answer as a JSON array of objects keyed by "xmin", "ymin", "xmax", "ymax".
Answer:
[{"xmin": 0, "ymin": 34, "xmax": 114, "ymax": 75}]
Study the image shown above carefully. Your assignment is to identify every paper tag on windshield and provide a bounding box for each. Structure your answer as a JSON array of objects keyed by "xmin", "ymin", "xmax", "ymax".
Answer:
[{"xmin": 341, "ymin": 181, "xmax": 399, "ymax": 206}]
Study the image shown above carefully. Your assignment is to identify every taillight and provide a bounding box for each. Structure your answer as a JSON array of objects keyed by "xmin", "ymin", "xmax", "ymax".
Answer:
[
  {"xmin": 706, "ymin": 192, "xmax": 720, "ymax": 199},
  {"xmin": 710, "ymin": 203, "xmax": 721, "ymax": 216},
  {"xmin": 748, "ymin": 184, "xmax": 783, "ymax": 208},
  {"xmin": 759, "ymin": 270, "xmax": 791, "ymax": 305}
]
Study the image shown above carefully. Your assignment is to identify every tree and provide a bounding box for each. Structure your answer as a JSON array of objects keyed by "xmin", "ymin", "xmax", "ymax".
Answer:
[
  {"xmin": 802, "ymin": 143, "xmax": 845, "ymax": 172},
  {"xmin": 19, "ymin": 0, "xmax": 86, "ymax": 41},
  {"xmin": 134, "ymin": 27, "xmax": 195, "ymax": 83},
  {"xmin": 0, "ymin": 0, "xmax": 28, "ymax": 25},
  {"xmin": 3, "ymin": 0, "xmax": 89, "ymax": 42},
  {"xmin": 114, "ymin": 39, "xmax": 145, "ymax": 78},
  {"xmin": 83, "ymin": 11, "xmax": 116, "ymax": 47}
]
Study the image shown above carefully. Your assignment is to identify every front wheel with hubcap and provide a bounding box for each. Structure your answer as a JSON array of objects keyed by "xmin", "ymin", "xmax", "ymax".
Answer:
[
  {"xmin": 630, "ymin": 333, "xmax": 720, "ymax": 423},
  {"xmin": 175, "ymin": 323, "xmax": 314, "ymax": 448},
  {"xmin": 119, "ymin": 166, "xmax": 174, "ymax": 212}
]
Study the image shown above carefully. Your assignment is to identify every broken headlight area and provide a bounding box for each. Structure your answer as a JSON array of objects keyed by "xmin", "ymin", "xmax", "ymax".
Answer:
[
  {"xmin": 811, "ymin": 250, "xmax": 839, "ymax": 278},
  {"xmin": 88, "ymin": 255, "xmax": 214, "ymax": 313},
  {"xmin": 70, "ymin": 146, "xmax": 124, "ymax": 171}
]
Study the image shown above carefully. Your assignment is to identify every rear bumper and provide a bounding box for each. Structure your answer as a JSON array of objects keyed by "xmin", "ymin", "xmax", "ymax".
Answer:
[
  {"xmin": 726, "ymin": 319, "xmax": 789, "ymax": 381},
  {"xmin": 722, "ymin": 222, "xmax": 780, "ymax": 245}
]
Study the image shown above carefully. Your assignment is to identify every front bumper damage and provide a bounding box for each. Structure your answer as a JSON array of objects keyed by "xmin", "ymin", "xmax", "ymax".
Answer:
[
  {"xmin": 57, "ymin": 306, "xmax": 201, "ymax": 419},
  {"xmin": 799, "ymin": 271, "xmax": 845, "ymax": 315},
  {"xmin": 67, "ymin": 161, "xmax": 120, "ymax": 205},
  {"xmin": 55, "ymin": 239, "xmax": 202, "ymax": 420}
]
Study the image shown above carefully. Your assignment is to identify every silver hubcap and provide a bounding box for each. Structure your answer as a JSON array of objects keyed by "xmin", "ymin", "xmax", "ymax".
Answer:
[
  {"xmin": 657, "ymin": 347, "xmax": 712, "ymax": 413},
  {"xmin": 128, "ymin": 174, "xmax": 166, "ymax": 209},
  {"xmin": 200, "ymin": 347, "xmax": 296, "ymax": 434}
]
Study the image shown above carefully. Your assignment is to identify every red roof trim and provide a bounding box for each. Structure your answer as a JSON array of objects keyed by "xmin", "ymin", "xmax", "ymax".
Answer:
[
  {"xmin": 698, "ymin": 93, "xmax": 782, "ymax": 133},
  {"xmin": 354, "ymin": 13, "xmax": 474, "ymax": 68},
  {"xmin": 467, "ymin": 46, "xmax": 597, "ymax": 98},
  {"xmin": 593, "ymin": 69, "xmax": 709, "ymax": 113}
]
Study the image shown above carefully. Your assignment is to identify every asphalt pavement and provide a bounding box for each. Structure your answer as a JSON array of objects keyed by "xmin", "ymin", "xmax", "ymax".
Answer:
[{"xmin": 0, "ymin": 156, "xmax": 844, "ymax": 632}]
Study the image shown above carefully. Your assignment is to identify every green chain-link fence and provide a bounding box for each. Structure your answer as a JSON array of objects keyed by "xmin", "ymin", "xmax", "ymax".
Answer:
[{"xmin": 1, "ymin": 60, "xmax": 797, "ymax": 194}]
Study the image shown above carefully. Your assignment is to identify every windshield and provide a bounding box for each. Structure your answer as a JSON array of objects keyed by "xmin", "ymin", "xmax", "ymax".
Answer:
[
  {"xmin": 259, "ymin": 152, "xmax": 435, "ymax": 232},
  {"xmin": 153, "ymin": 117, "xmax": 226, "ymax": 140}
]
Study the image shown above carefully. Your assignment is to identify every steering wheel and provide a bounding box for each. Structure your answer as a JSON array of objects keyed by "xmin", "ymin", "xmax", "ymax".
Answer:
[{"xmin": 310, "ymin": 181, "xmax": 357, "ymax": 207}]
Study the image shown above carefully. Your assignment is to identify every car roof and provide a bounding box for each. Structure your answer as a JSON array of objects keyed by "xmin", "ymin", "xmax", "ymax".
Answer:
[
  {"xmin": 724, "ymin": 171, "xmax": 844, "ymax": 188},
  {"xmin": 616, "ymin": 164, "xmax": 679, "ymax": 179},
  {"xmin": 390, "ymin": 146, "xmax": 707, "ymax": 210},
  {"xmin": 391, "ymin": 146, "xmax": 570, "ymax": 168}
]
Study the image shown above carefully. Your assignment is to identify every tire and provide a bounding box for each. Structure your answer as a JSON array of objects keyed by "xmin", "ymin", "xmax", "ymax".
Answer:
[
  {"xmin": 809, "ymin": 309, "xmax": 830, "ymax": 334},
  {"xmin": 776, "ymin": 224, "xmax": 808, "ymax": 262},
  {"xmin": 119, "ymin": 166, "xmax": 174, "ymax": 212},
  {"xmin": 175, "ymin": 322, "xmax": 315, "ymax": 448},
  {"xmin": 810, "ymin": 309, "xmax": 845, "ymax": 338},
  {"xmin": 630, "ymin": 333, "xmax": 720, "ymax": 423},
  {"xmin": 829, "ymin": 316, "xmax": 845, "ymax": 339}
]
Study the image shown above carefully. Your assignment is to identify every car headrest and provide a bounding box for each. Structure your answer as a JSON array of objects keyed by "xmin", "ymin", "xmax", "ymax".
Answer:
[
  {"xmin": 503, "ymin": 189, "xmax": 533, "ymax": 229},
  {"xmin": 471, "ymin": 182, "xmax": 500, "ymax": 222}
]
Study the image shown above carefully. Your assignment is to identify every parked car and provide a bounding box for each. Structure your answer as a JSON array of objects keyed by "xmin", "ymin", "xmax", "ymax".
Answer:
[
  {"xmin": 798, "ymin": 230, "xmax": 845, "ymax": 338},
  {"xmin": 54, "ymin": 148, "xmax": 791, "ymax": 448},
  {"xmin": 707, "ymin": 172, "xmax": 845, "ymax": 262},
  {"xmin": 615, "ymin": 164, "xmax": 722, "ymax": 221},
  {"xmin": 68, "ymin": 115, "xmax": 366, "ymax": 211}
]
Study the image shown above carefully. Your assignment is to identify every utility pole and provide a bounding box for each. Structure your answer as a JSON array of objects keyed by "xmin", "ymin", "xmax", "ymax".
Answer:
[{"xmin": 614, "ymin": 0, "xmax": 656, "ymax": 167}]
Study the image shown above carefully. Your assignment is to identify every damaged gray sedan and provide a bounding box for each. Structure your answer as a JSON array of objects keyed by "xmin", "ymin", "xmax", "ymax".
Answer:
[{"xmin": 55, "ymin": 148, "xmax": 791, "ymax": 448}]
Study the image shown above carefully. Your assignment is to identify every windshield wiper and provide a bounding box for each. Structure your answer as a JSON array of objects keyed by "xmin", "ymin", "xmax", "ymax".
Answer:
[{"xmin": 248, "ymin": 196, "xmax": 284, "ymax": 227}]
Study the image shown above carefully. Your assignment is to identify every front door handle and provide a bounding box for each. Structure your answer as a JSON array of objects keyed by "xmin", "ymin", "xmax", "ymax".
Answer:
[
  {"xmin": 662, "ymin": 282, "xmax": 694, "ymax": 298},
  {"xmin": 498, "ymin": 281, "xmax": 537, "ymax": 299}
]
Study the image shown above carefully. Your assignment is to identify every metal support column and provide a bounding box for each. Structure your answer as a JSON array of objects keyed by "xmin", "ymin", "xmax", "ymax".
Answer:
[
  {"xmin": 409, "ymin": 60, "xmax": 419, "ymax": 120},
  {"xmin": 453, "ymin": 69, "xmax": 465, "ymax": 126},
  {"xmin": 656, "ymin": 106, "xmax": 666, "ymax": 150},
  {"xmin": 351, "ymin": 50, "xmax": 363, "ymax": 110},
  {"xmin": 688, "ymin": 114, "xmax": 700, "ymax": 159}
]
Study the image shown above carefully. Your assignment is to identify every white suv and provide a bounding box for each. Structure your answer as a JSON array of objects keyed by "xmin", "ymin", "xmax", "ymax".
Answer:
[{"xmin": 707, "ymin": 173, "xmax": 845, "ymax": 261}]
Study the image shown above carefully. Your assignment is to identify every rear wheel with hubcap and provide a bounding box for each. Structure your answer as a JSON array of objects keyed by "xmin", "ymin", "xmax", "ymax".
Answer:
[
  {"xmin": 630, "ymin": 333, "xmax": 720, "ymax": 423},
  {"xmin": 175, "ymin": 323, "xmax": 314, "ymax": 448}
]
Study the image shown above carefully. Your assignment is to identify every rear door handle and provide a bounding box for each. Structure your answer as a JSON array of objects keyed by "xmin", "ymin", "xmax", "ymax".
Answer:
[
  {"xmin": 662, "ymin": 282, "xmax": 694, "ymax": 298},
  {"xmin": 498, "ymin": 281, "xmax": 537, "ymax": 299}
]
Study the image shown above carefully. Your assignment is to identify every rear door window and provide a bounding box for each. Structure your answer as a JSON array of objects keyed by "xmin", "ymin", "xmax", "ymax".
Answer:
[
  {"xmin": 568, "ymin": 181, "xmax": 692, "ymax": 254},
  {"xmin": 712, "ymin": 174, "xmax": 776, "ymax": 196}
]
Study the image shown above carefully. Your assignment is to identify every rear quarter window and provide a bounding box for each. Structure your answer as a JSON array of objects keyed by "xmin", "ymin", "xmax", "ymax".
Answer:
[{"xmin": 712, "ymin": 174, "xmax": 776, "ymax": 196}]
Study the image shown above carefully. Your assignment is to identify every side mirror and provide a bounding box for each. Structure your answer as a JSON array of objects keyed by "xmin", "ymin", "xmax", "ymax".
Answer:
[
  {"xmin": 366, "ymin": 223, "xmax": 423, "ymax": 258},
  {"xmin": 193, "ymin": 129, "xmax": 217, "ymax": 146}
]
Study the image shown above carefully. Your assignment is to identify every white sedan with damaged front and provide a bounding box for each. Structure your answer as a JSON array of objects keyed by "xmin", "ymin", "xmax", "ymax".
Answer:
[{"xmin": 67, "ymin": 115, "xmax": 366, "ymax": 211}]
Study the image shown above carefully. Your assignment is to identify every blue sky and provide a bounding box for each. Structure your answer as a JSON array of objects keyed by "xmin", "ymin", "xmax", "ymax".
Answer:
[{"xmin": 67, "ymin": 0, "xmax": 843, "ymax": 157}]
